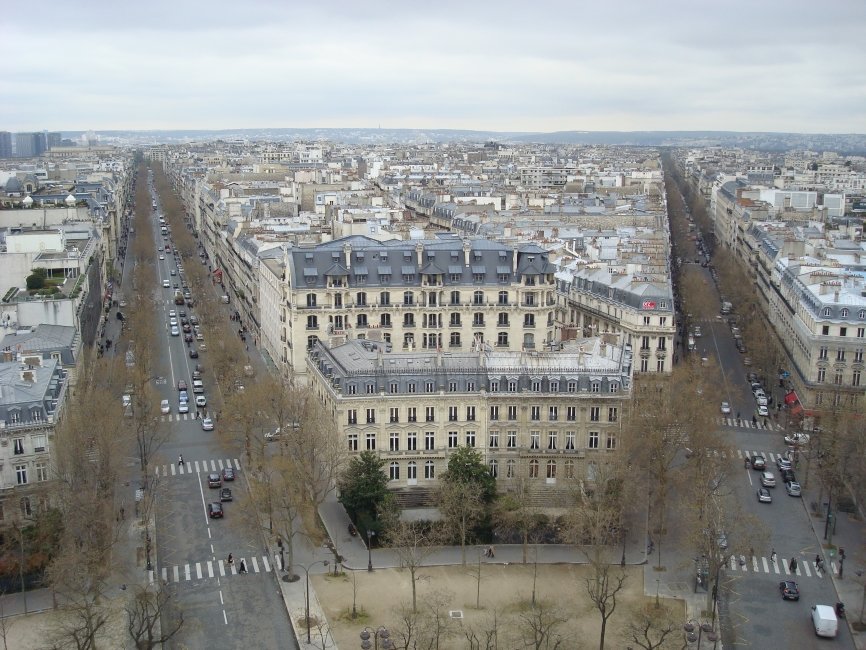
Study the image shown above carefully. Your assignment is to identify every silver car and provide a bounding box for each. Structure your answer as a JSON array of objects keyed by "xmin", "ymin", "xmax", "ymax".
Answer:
[{"xmin": 761, "ymin": 472, "xmax": 776, "ymax": 488}]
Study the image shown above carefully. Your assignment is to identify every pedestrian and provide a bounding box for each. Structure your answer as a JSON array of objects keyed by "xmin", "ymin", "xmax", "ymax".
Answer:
[
  {"xmin": 771, "ymin": 549, "xmax": 777, "ymax": 564},
  {"xmin": 489, "ymin": 546, "xmax": 495, "ymax": 558},
  {"xmin": 178, "ymin": 455, "xmax": 184, "ymax": 467},
  {"xmin": 736, "ymin": 411, "xmax": 741, "ymax": 420},
  {"xmin": 227, "ymin": 553, "xmax": 234, "ymax": 566},
  {"xmin": 239, "ymin": 559, "xmax": 247, "ymax": 574},
  {"xmin": 789, "ymin": 557, "xmax": 797, "ymax": 573},
  {"xmin": 815, "ymin": 554, "xmax": 821, "ymax": 568},
  {"xmin": 752, "ymin": 415, "xmax": 757, "ymax": 426}
]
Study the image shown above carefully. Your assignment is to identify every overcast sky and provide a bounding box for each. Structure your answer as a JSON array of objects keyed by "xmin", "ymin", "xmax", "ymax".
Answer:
[{"xmin": 3, "ymin": 0, "xmax": 864, "ymax": 134}]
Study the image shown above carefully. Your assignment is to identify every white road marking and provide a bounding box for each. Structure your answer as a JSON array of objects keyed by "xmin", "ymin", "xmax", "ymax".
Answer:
[{"xmin": 196, "ymin": 562, "xmax": 203, "ymax": 580}]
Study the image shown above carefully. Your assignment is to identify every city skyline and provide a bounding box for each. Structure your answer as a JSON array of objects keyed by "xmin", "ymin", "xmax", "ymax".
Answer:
[{"xmin": 3, "ymin": 0, "xmax": 865, "ymax": 134}]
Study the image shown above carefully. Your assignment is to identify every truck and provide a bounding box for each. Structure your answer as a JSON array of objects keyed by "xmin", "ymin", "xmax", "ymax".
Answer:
[{"xmin": 174, "ymin": 290, "xmax": 185, "ymax": 305}]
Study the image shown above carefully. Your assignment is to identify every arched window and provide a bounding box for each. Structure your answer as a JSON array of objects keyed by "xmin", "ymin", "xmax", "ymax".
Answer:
[
  {"xmin": 822, "ymin": 308, "xmax": 832, "ymax": 317},
  {"xmin": 489, "ymin": 459, "xmax": 498, "ymax": 478},
  {"xmin": 546, "ymin": 460, "xmax": 557, "ymax": 479},
  {"xmin": 529, "ymin": 459, "xmax": 539, "ymax": 478},
  {"xmin": 841, "ymin": 308, "xmax": 849, "ymax": 318},
  {"xmin": 407, "ymin": 461, "xmax": 417, "ymax": 480},
  {"xmin": 564, "ymin": 460, "xmax": 575, "ymax": 479},
  {"xmin": 424, "ymin": 460, "xmax": 435, "ymax": 479}
]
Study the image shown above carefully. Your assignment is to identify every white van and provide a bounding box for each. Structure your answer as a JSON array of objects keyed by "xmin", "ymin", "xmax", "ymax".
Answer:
[
  {"xmin": 811, "ymin": 605, "xmax": 838, "ymax": 638},
  {"xmin": 192, "ymin": 380, "xmax": 204, "ymax": 394}
]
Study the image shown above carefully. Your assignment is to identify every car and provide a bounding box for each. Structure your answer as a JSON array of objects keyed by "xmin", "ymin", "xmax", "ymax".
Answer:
[
  {"xmin": 779, "ymin": 580, "xmax": 800, "ymax": 601},
  {"xmin": 160, "ymin": 399, "xmax": 170, "ymax": 414},
  {"xmin": 781, "ymin": 469, "xmax": 796, "ymax": 483},
  {"xmin": 750, "ymin": 382, "xmax": 763, "ymax": 393},
  {"xmin": 785, "ymin": 481, "xmax": 802, "ymax": 497},
  {"xmin": 122, "ymin": 394, "xmax": 132, "ymax": 408},
  {"xmin": 751, "ymin": 455, "xmax": 766, "ymax": 470},
  {"xmin": 119, "ymin": 299, "xmax": 127, "ymax": 308},
  {"xmin": 720, "ymin": 401, "xmax": 731, "ymax": 415},
  {"xmin": 179, "ymin": 390, "xmax": 189, "ymax": 403},
  {"xmin": 158, "ymin": 246, "xmax": 163, "ymax": 252},
  {"xmin": 189, "ymin": 348, "xmax": 199, "ymax": 359},
  {"xmin": 169, "ymin": 310, "xmax": 176, "ymax": 318},
  {"xmin": 183, "ymin": 323, "xmax": 191, "ymax": 333},
  {"xmin": 207, "ymin": 472, "xmax": 221, "ymax": 488},
  {"xmin": 743, "ymin": 356, "xmax": 752, "ymax": 366},
  {"xmin": 184, "ymin": 333, "xmax": 193, "ymax": 342},
  {"xmin": 170, "ymin": 326, "xmax": 180, "ymax": 336},
  {"xmin": 196, "ymin": 332, "xmax": 204, "ymax": 341},
  {"xmin": 178, "ymin": 401, "xmax": 189, "ymax": 414},
  {"xmin": 222, "ymin": 467, "xmax": 235, "ymax": 481},
  {"xmin": 220, "ymin": 487, "xmax": 233, "ymax": 502},
  {"xmin": 746, "ymin": 372, "xmax": 759, "ymax": 383},
  {"xmin": 192, "ymin": 370, "xmax": 202, "ymax": 380},
  {"xmin": 159, "ymin": 255, "xmax": 165, "ymax": 260},
  {"xmin": 202, "ymin": 417, "xmax": 214, "ymax": 431},
  {"xmin": 755, "ymin": 395, "xmax": 768, "ymax": 406},
  {"xmin": 208, "ymin": 502, "xmax": 224, "ymax": 518},
  {"xmin": 693, "ymin": 326, "xmax": 702, "ymax": 338},
  {"xmin": 162, "ymin": 280, "xmax": 170, "ymax": 288},
  {"xmin": 179, "ymin": 310, "xmax": 187, "ymax": 318},
  {"xmin": 784, "ymin": 433, "xmax": 810, "ymax": 447},
  {"xmin": 190, "ymin": 316, "xmax": 199, "ymax": 325},
  {"xmin": 757, "ymin": 487, "xmax": 772, "ymax": 503},
  {"xmin": 177, "ymin": 380, "xmax": 188, "ymax": 391},
  {"xmin": 195, "ymin": 395, "xmax": 207, "ymax": 407},
  {"xmin": 757, "ymin": 404, "xmax": 769, "ymax": 416},
  {"xmin": 169, "ymin": 318, "xmax": 178, "ymax": 327},
  {"xmin": 173, "ymin": 283, "xmax": 179, "ymax": 289},
  {"xmin": 761, "ymin": 471, "xmax": 776, "ymax": 488}
]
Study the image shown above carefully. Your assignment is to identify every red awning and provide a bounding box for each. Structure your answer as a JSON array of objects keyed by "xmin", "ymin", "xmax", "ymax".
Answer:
[
  {"xmin": 784, "ymin": 391, "xmax": 799, "ymax": 405},
  {"xmin": 790, "ymin": 403, "xmax": 804, "ymax": 416}
]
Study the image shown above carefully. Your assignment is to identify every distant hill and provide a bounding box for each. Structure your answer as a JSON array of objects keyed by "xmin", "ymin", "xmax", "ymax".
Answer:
[{"xmin": 67, "ymin": 128, "xmax": 866, "ymax": 154}]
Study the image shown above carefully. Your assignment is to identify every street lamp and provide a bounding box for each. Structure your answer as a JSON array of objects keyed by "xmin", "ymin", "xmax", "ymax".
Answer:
[
  {"xmin": 367, "ymin": 530, "xmax": 376, "ymax": 572},
  {"xmin": 299, "ymin": 559, "xmax": 329, "ymax": 643},
  {"xmin": 360, "ymin": 626, "xmax": 393, "ymax": 650}
]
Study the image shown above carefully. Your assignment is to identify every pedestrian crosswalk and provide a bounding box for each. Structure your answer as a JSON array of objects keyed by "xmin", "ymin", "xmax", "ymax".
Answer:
[
  {"xmin": 727, "ymin": 554, "xmax": 838, "ymax": 580},
  {"xmin": 154, "ymin": 458, "xmax": 240, "ymax": 477},
  {"xmin": 703, "ymin": 448, "xmax": 794, "ymax": 463},
  {"xmin": 158, "ymin": 554, "xmax": 278, "ymax": 585},
  {"xmin": 160, "ymin": 412, "xmax": 210, "ymax": 422},
  {"xmin": 718, "ymin": 417, "xmax": 783, "ymax": 431}
]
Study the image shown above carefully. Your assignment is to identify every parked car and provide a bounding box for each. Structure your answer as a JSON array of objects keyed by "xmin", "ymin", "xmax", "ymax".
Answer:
[
  {"xmin": 220, "ymin": 487, "xmax": 233, "ymax": 502},
  {"xmin": 208, "ymin": 502, "xmax": 224, "ymax": 518},
  {"xmin": 222, "ymin": 467, "xmax": 235, "ymax": 481},
  {"xmin": 761, "ymin": 472, "xmax": 776, "ymax": 488},
  {"xmin": 757, "ymin": 487, "xmax": 772, "ymax": 503},
  {"xmin": 720, "ymin": 401, "xmax": 731, "ymax": 415},
  {"xmin": 757, "ymin": 404, "xmax": 769, "ymax": 416},
  {"xmin": 184, "ymin": 333, "xmax": 194, "ymax": 342},
  {"xmin": 777, "ymin": 457, "xmax": 793, "ymax": 471},
  {"xmin": 189, "ymin": 348, "xmax": 199, "ymax": 359},
  {"xmin": 195, "ymin": 395, "xmax": 207, "ymax": 407},
  {"xmin": 785, "ymin": 481, "xmax": 802, "ymax": 497},
  {"xmin": 202, "ymin": 417, "xmax": 214, "ymax": 431},
  {"xmin": 779, "ymin": 580, "xmax": 800, "ymax": 601},
  {"xmin": 781, "ymin": 469, "xmax": 796, "ymax": 483},
  {"xmin": 160, "ymin": 399, "xmax": 170, "ymax": 414},
  {"xmin": 207, "ymin": 473, "xmax": 221, "ymax": 488}
]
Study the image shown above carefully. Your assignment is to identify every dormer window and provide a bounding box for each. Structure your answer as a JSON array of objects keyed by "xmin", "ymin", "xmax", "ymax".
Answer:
[
  {"xmin": 841, "ymin": 308, "xmax": 849, "ymax": 318},
  {"xmin": 822, "ymin": 308, "xmax": 832, "ymax": 317}
]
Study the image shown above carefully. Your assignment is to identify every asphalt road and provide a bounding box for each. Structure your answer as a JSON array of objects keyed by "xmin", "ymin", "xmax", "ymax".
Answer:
[{"xmin": 145, "ymin": 195, "xmax": 298, "ymax": 649}]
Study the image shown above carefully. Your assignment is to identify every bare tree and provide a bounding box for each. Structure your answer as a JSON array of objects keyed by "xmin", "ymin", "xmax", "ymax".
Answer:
[
  {"xmin": 627, "ymin": 603, "xmax": 680, "ymax": 650},
  {"xmin": 386, "ymin": 520, "xmax": 440, "ymax": 613},
  {"xmin": 584, "ymin": 559, "xmax": 627, "ymax": 650},
  {"xmin": 126, "ymin": 584, "xmax": 184, "ymax": 649},
  {"xmin": 518, "ymin": 600, "xmax": 566, "ymax": 650}
]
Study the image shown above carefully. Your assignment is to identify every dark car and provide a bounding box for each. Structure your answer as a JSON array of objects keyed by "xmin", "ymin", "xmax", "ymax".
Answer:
[
  {"xmin": 207, "ymin": 472, "xmax": 221, "ymax": 488},
  {"xmin": 222, "ymin": 467, "xmax": 235, "ymax": 482},
  {"xmin": 220, "ymin": 487, "xmax": 233, "ymax": 502},
  {"xmin": 184, "ymin": 333, "xmax": 194, "ymax": 342},
  {"xmin": 779, "ymin": 580, "xmax": 799, "ymax": 601},
  {"xmin": 208, "ymin": 502, "xmax": 224, "ymax": 518},
  {"xmin": 189, "ymin": 348, "xmax": 199, "ymax": 359},
  {"xmin": 177, "ymin": 380, "xmax": 188, "ymax": 392},
  {"xmin": 751, "ymin": 455, "xmax": 766, "ymax": 470},
  {"xmin": 781, "ymin": 469, "xmax": 796, "ymax": 483},
  {"xmin": 183, "ymin": 323, "xmax": 191, "ymax": 333}
]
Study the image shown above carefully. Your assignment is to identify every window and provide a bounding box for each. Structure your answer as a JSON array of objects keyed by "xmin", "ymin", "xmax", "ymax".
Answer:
[
  {"xmin": 425, "ymin": 381, "xmax": 435, "ymax": 393},
  {"xmin": 20, "ymin": 497, "xmax": 32, "ymax": 518},
  {"xmin": 507, "ymin": 405, "xmax": 518, "ymax": 421},
  {"xmin": 834, "ymin": 371, "xmax": 843, "ymax": 385},
  {"xmin": 449, "ymin": 381, "xmax": 458, "ymax": 392},
  {"xmin": 357, "ymin": 291, "xmax": 367, "ymax": 306},
  {"xmin": 640, "ymin": 358, "xmax": 649, "ymax": 372},
  {"xmin": 348, "ymin": 434, "xmax": 358, "ymax": 451},
  {"xmin": 473, "ymin": 290, "xmax": 484, "ymax": 305},
  {"xmin": 390, "ymin": 383, "xmax": 399, "ymax": 395},
  {"xmin": 532, "ymin": 381, "xmax": 541, "ymax": 392},
  {"xmin": 380, "ymin": 291, "xmax": 391, "ymax": 306},
  {"xmin": 507, "ymin": 430, "xmax": 517, "ymax": 448},
  {"xmin": 307, "ymin": 315, "xmax": 318, "ymax": 329},
  {"xmin": 407, "ymin": 407, "xmax": 417, "ymax": 422},
  {"xmin": 356, "ymin": 314, "xmax": 368, "ymax": 328},
  {"xmin": 425, "ymin": 431, "xmax": 435, "ymax": 450},
  {"xmin": 404, "ymin": 313, "xmax": 415, "ymax": 327},
  {"xmin": 306, "ymin": 293, "xmax": 317, "ymax": 307},
  {"xmin": 566, "ymin": 406, "xmax": 577, "ymax": 421},
  {"xmin": 497, "ymin": 332, "xmax": 509, "ymax": 346},
  {"xmin": 15, "ymin": 465, "xmax": 27, "ymax": 485},
  {"xmin": 490, "ymin": 406, "xmax": 499, "ymax": 421},
  {"xmin": 546, "ymin": 460, "xmax": 557, "ymax": 479},
  {"xmin": 466, "ymin": 406, "xmax": 476, "ymax": 421},
  {"xmin": 403, "ymin": 291, "xmax": 414, "ymax": 306},
  {"xmin": 366, "ymin": 383, "xmax": 375, "ymax": 394},
  {"xmin": 499, "ymin": 291, "xmax": 509, "ymax": 305},
  {"xmin": 450, "ymin": 332, "xmax": 461, "ymax": 347},
  {"xmin": 366, "ymin": 434, "xmax": 376, "ymax": 450},
  {"xmin": 425, "ymin": 407, "xmax": 435, "ymax": 422},
  {"xmin": 450, "ymin": 313, "xmax": 462, "ymax": 326},
  {"xmin": 347, "ymin": 409, "xmax": 358, "ymax": 425},
  {"xmin": 606, "ymin": 433, "xmax": 617, "ymax": 450},
  {"xmin": 467, "ymin": 381, "xmax": 475, "ymax": 392},
  {"xmin": 450, "ymin": 291, "xmax": 461, "ymax": 305},
  {"xmin": 853, "ymin": 371, "xmax": 861, "ymax": 387},
  {"xmin": 425, "ymin": 461, "xmax": 435, "ymax": 479},
  {"xmin": 389, "ymin": 462, "xmax": 400, "ymax": 481},
  {"xmin": 565, "ymin": 460, "xmax": 575, "ymax": 479},
  {"xmin": 531, "ymin": 406, "xmax": 541, "ymax": 421},
  {"xmin": 366, "ymin": 408, "xmax": 376, "ymax": 424},
  {"xmin": 550, "ymin": 381, "xmax": 559, "ymax": 392},
  {"xmin": 334, "ymin": 294, "xmax": 343, "ymax": 307},
  {"xmin": 524, "ymin": 314, "xmax": 535, "ymax": 327},
  {"xmin": 466, "ymin": 431, "xmax": 476, "ymax": 447},
  {"xmin": 608, "ymin": 407, "xmax": 618, "ymax": 422},
  {"xmin": 568, "ymin": 381, "xmax": 577, "ymax": 392},
  {"xmin": 858, "ymin": 328, "xmax": 865, "ymax": 339},
  {"xmin": 473, "ymin": 313, "xmax": 484, "ymax": 326},
  {"xmin": 860, "ymin": 310, "xmax": 866, "ymax": 320},
  {"xmin": 407, "ymin": 462, "xmax": 417, "ymax": 480},
  {"xmin": 565, "ymin": 431, "xmax": 575, "ymax": 450},
  {"xmin": 547, "ymin": 431, "xmax": 557, "ymax": 450},
  {"xmin": 407, "ymin": 432, "xmax": 417, "ymax": 451},
  {"xmin": 841, "ymin": 327, "xmax": 847, "ymax": 337},
  {"xmin": 489, "ymin": 430, "xmax": 499, "ymax": 448},
  {"xmin": 590, "ymin": 407, "xmax": 600, "ymax": 422},
  {"xmin": 506, "ymin": 459, "xmax": 516, "ymax": 478},
  {"xmin": 530, "ymin": 431, "xmax": 540, "ymax": 449},
  {"xmin": 489, "ymin": 460, "xmax": 498, "ymax": 478},
  {"xmin": 591, "ymin": 382, "xmax": 600, "ymax": 393},
  {"xmin": 490, "ymin": 380, "xmax": 499, "ymax": 392},
  {"xmin": 837, "ymin": 349, "xmax": 846, "ymax": 361},
  {"xmin": 448, "ymin": 431, "xmax": 458, "ymax": 448},
  {"xmin": 498, "ymin": 313, "xmax": 509, "ymax": 326},
  {"xmin": 529, "ymin": 459, "xmax": 539, "ymax": 478},
  {"xmin": 13, "ymin": 438, "xmax": 24, "ymax": 455},
  {"xmin": 823, "ymin": 307, "xmax": 832, "ymax": 317},
  {"xmin": 817, "ymin": 368, "xmax": 826, "ymax": 383},
  {"xmin": 347, "ymin": 384, "xmax": 357, "ymax": 395},
  {"xmin": 609, "ymin": 382, "xmax": 619, "ymax": 394},
  {"xmin": 407, "ymin": 382, "xmax": 417, "ymax": 394},
  {"xmin": 307, "ymin": 335, "xmax": 319, "ymax": 350},
  {"xmin": 390, "ymin": 433, "xmax": 400, "ymax": 451},
  {"xmin": 32, "ymin": 435, "xmax": 46, "ymax": 452},
  {"xmin": 822, "ymin": 326, "xmax": 830, "ymax": 335},
  {"xmin": 819, "ymin": 346, "xmax": 828, "ymax": 360},
  {"xmin": 841, "ymin": 308, "xmax": 849, "ymax": 318},
  {"xmin": 508, "ymin": 380, "xmax": 518, "ymax": 392},
  {"xmin": 588, "ymin": 432, "xmax": 599, "ymax": 449},
  {"xmin": 448, "ymin": 406, "xmax": 458, "ymax": 422},
  {"xmin": 855, "ymin": 349, "xmax": 864, "ymax": 362},
  {"xmin": 548, "ymin": 406, "xmax": 558, "ymax": 421}
]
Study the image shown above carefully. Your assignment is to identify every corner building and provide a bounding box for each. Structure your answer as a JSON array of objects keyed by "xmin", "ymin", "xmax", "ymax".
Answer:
[{"xmin": 307, "ymin": 338, "xmax": 633, "ymax": 506}]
